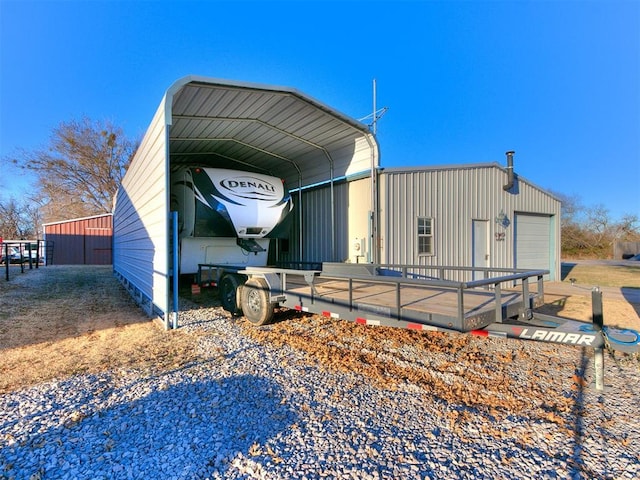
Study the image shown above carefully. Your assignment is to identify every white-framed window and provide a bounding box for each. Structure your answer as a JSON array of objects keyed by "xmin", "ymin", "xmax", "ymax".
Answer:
[{"xmin": 418, "ymin": 217, "xmax": 434, "ymax": 255}]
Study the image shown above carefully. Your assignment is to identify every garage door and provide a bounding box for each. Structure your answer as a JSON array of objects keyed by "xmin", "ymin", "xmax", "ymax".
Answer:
[{"xmin": 515, "ymin": 213, "xmax": 551, "ymax": 279}]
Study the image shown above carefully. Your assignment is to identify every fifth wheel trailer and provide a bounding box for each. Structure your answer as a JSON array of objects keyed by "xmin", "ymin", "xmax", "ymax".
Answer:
[{"xmin": 170, "ymin": 166, "xmax": 293, "ymax": 274}]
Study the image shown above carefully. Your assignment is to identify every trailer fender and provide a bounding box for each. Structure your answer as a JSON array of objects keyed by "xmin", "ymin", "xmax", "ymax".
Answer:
[{"xmin": 246, "ymin": 272, "xmax": 286, "ymax": 303}]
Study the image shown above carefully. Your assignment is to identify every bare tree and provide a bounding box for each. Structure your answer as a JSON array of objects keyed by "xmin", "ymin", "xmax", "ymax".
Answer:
[
  {"xmin": 0, "ymin": 197, "xmax": 35, "ymax": 239},
  {"xmin": 6, "ymin": 117, "xmax": 138, "ymax": 222},
  {"xmin": 549, "ymin": 190, "xmax": 640, "ymax": 258}
]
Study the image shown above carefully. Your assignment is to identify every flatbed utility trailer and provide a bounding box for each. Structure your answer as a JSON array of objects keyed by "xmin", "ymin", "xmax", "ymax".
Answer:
[{"xmin": 194, "ymin": 262, "xmax": 640, "ymax": 390}]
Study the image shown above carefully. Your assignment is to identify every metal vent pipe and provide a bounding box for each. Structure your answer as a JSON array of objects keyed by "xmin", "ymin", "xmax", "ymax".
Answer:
[{"xmin": 503, "ymin": 150, "xmax": 515, "ymax": 191}]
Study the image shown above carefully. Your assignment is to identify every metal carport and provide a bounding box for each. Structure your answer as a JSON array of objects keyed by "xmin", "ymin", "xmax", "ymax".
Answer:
[{"xmin": 113, "ymin": 75, "xmax": 379, "ymax": 324}]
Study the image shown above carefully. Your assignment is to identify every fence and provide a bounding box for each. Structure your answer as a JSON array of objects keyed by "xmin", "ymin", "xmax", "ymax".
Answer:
[
  {"xmin": 1, "ymin": 239, "xmax": 54, "ymax": 281},
  {"xmin": 614, "ymin": 241, "xmax": 640, "ymax": 260}
]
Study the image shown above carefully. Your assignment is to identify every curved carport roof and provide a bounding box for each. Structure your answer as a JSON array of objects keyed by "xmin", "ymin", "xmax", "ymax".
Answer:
[{"xmin": 165, "ymin": 75, "xmax": 379, "ymax": 190}]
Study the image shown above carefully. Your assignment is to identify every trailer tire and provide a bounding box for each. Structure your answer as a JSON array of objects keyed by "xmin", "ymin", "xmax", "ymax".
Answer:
[
  {"xmin": 220, "ymin": 274, "xmax": 243, "ymax": 316},
  {"xmin": 241, "ymin": 278, "xmax": 275, "ymax": 326}
]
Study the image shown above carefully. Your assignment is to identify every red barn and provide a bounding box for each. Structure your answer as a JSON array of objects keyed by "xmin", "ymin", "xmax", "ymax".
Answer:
[{"xmin": 43, "ymin": 214, "xmax": 113, "ymax": 265}]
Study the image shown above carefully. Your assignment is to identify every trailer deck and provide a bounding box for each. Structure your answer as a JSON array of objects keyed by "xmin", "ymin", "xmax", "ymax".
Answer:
[
  {"xmin": 280, "ymin": 275, "xmax": 534, "ymax": 332},
  {"xmin": 235, "ymin": 263, "xmax": 547, "ymax": 333}
]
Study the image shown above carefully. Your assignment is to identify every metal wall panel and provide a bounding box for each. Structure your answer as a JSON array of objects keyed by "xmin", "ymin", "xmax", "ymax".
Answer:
[
  {"xmin": 381, "ymin": 164, "xmax": 561, "ymax": 281},
  {"xmin": 277, "ymin": 177, "xmax": 373, "ymax": 265},
  {"xmin": 113, "ymin": 101, "xmax": 169, "ymax": 317},
  {"xmin": 282, "ymin": 182, "xmax": 348, "ymax": 264},
  {"xmin": 347, "ymin": 178, "xmax": 373, "ymax": 263}
]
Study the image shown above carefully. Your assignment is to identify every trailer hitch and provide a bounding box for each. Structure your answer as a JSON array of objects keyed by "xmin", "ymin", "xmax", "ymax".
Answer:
[{"xmin": 589, "ymin": 287, "xmax": 640, "ymax": 354}]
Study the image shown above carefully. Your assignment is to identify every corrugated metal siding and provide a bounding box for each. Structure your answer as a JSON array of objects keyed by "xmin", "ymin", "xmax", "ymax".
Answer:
[
  {"xmin": 113, "ymin": 102, "xmax": 169, "ymax": 316},
  {"xmin": 43, "ymin": 214, "xmax": 112, "ymax": 265},
  {"xmin": 292, "ymin": 183, "xmax": 349, "ymax": 264},
  {"xmin": 381, "ymin": 165, "xmax": 561, "ymax": 281},
  {"xmin": 277, "ymin": 181, "xmax": 352, "ymax": 265}
]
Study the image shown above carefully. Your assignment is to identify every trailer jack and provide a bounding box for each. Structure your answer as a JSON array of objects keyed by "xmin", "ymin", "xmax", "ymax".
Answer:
[{"xmin": 237, "ymin": 238, "xmax": 266, "ymax": 254}]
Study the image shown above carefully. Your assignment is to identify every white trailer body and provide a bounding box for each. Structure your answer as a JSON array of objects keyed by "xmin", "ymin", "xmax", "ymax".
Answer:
[{"xmin": 171, "ymin": 167, "xmax": 293, "ymax": 274}]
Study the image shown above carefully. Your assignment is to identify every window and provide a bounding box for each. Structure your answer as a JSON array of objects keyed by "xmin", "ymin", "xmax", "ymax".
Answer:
[{"xmin": 418, "ymin": 217, "xmax": 433, "ymax": 255}]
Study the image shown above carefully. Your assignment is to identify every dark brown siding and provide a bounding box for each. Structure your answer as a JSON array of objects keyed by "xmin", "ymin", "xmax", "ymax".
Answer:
[{"xmin": 44, "ymin": 214, "xmax": 113, "ymax": 265}]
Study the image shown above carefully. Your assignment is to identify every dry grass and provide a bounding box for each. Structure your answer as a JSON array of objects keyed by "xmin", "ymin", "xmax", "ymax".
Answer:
[
  {"xmin": 0, "ymin": 265, "xmax": 203, "ymax": 393},
  {"xmin": 537, "ymin": 293, "xmax": 640, "ymax": 331},
  {"xmin": 561, "ymin": 262, "xmax": 640, "ymax": 288}
]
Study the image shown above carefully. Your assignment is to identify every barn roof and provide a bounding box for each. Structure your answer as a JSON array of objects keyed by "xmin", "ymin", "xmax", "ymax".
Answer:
[{"xmin": 164, "ymin": 75, "xmax": 379, "ymax": 189}]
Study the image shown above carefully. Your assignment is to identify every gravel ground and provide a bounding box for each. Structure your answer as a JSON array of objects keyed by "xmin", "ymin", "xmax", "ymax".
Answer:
[{"xmin": 1, "ymin": 300, "xmax": 639, "ymax": 480}]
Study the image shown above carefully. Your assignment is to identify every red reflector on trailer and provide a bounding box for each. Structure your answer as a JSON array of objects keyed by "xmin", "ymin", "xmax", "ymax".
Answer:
[
  {"xmin": 356, "ymin": 318, "xmax": 367, "ymax": 325},
  {"xmin": 471, "ymin": 330, "xmax": 489, "ymax": 337},
  {"xmin": 407, "ymin": 323, "xmax": 423, "ymax": 330}
]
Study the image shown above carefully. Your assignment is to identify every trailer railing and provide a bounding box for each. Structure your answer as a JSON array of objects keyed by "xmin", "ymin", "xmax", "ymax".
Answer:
[
  {"xmin": 239, "ymin": 263, "xmax": 548, "ymax": 333},
  {"xmin": 190, "ymin": 261, "xmax": 639, "ymax": 390}
]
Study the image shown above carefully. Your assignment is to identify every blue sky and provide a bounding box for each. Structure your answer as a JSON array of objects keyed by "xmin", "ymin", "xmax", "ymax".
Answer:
[{"xmin": 1, "ymin": 0, "xmax": 639, "ymax": 220}]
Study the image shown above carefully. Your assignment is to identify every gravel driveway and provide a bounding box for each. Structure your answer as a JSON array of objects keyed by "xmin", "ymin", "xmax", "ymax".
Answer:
[{"xmin": 1, "ymin": 300, "xmax": 639, "ymax": 479}]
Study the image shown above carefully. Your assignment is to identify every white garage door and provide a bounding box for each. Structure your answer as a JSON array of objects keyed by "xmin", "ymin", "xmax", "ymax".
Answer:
[{"xmin": 515, "ymin": 213, "xmax": 551, "ymax": 278}]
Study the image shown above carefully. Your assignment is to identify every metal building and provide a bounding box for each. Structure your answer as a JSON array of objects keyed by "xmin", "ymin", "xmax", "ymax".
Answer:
[
  {"xmin": 43, "ymin": 213, "xmax": 113, "ymax": 265},
  {"xmin": 378, "ymin": 163, "xmax": 561, "ymax": 281},
  {"xmin": 281, "ymin": 162, "xmax": 561, "ymax": 281}
]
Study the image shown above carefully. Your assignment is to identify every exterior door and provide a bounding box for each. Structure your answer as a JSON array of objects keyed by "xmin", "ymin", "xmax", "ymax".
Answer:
[
  {"xmin": 515, "ymin": 213, "xmax": 551, "ymax": 280},
  {"xmin": 472, "ymin": 220, "xmax": 489, "ymax": 281}
]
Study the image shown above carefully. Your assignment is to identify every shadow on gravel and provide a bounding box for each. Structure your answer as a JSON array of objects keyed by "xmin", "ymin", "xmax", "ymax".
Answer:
[
  {"xmin": 568, "ymin": 348, "xmax": 625, "ymax": 480},
  {"xmin": 0, "ymin": 373, "xmax": 297, "ymax": 479},
  {"xmin": 569, "ymin": 348, "xmax": 590, "ymax": 479}
]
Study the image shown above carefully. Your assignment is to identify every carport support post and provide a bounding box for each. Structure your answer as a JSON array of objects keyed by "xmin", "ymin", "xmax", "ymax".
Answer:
[
  {"xmin": 170, "ymin": 211, "xmax": 179, "ymax": 330},
  {"xmin": 4, "ymin": 243, "xmax": 8, "ymax": 281},
  {"xmin": 592, "ymin": 287, "xmax": 604, "ymax": 391}
]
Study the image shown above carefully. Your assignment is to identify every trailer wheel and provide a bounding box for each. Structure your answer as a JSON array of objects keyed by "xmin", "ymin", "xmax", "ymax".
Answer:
[
  {"xmin": 220, "ymin": 274, "xmax": 243, "ymax": 316},
  {"xmin": 241, "ymin": 278, "xmax": 275, "ymax": 326}
]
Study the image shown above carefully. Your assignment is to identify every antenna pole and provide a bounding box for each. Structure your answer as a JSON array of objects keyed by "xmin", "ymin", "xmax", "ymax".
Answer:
[{"xmin": 372, "ymin": 78, "xmax": 377, "ymax": 135}]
